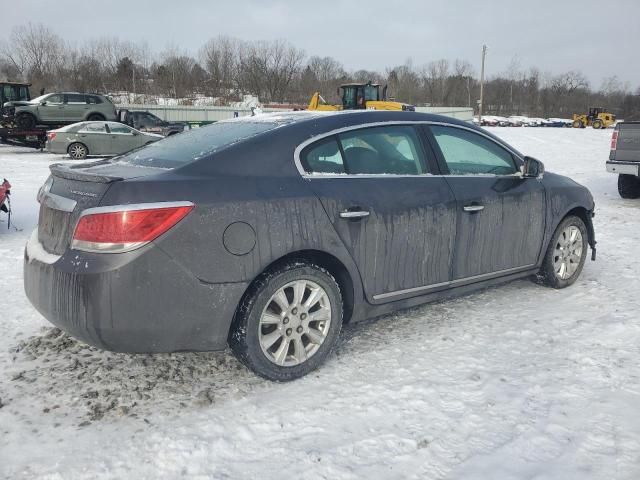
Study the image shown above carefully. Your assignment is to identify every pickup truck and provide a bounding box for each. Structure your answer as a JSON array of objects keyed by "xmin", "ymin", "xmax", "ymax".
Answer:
[
  {"xmin": 118, "ymin": 110, "xmax": 188, "ymax": 136},
  {"xmin": 607, "ymin": 122, "xmax": 640, "ymax": 198}
]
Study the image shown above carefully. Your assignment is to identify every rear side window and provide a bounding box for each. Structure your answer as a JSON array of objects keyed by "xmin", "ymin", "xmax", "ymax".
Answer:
[
  {"xmin": 66, "ymin": 94, "xmax": 86, "ymax": 104},
  {"xmin": 301, "ymin": 125, "xmax": 428, "ymax": 175},
  {"xmin": 113, "ymin": 120, "xmax": 278, "ymax": 168},
  {"xmin": 79, "ymin": 123, "xmax": 107, "ymax": 133},
  {"xmin": 302, "ymin": 138, "xmax": 345, "ymax": 174},
  {"xmin": 431, "ymin": 126, "xmax": 517, "ymax": 175}
]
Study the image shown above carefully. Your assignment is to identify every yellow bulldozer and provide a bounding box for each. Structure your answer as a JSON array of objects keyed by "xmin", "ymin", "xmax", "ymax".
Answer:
[
  {"xmin": 308, "ymin": 82, "xmax": 415, "ymax": 112},
  {"xmin": 572, "ymin": 107, "xmax": 616, "ymax": 129}
]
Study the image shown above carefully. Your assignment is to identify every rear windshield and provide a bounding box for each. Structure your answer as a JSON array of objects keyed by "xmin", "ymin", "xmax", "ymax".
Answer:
[{"xmin": 113, "ymin": 120, "xmax": 278, "ymax": 169}]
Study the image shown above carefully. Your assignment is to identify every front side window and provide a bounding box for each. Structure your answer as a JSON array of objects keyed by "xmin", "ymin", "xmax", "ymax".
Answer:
[
  {"xmin": 430, "ymin": 126, "xmax": 517, "ymax": 175},
  {"xmin": 301, "ymin": 125, "xmax": 428, "ymax": 175},
  {"xmin": 45, "ymin": 94, "xmax": 63, "ymax": 105},
  {"xmin": 86, "ymin": 95, "xmax": 102, "ymax": 104},
  {"xmin": 108, "ymin": 123, "xmax": 133, "ymax": 134}
]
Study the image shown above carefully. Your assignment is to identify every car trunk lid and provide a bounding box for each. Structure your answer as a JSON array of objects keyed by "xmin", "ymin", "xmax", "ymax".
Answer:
[{"xmin": 38, "ymin": 160, "xmax": 169, "ymax": 255}]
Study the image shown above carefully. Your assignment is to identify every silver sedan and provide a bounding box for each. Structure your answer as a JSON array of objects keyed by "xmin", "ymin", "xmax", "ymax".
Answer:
[{"xmin": 45, "ymin": 121, "xmax": 163, "ymax": 159}]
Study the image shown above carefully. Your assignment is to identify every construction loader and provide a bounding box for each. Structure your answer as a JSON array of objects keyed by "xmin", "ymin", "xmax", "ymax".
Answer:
[
  {"xmin": 572, "ymin": 107, "xmax": 616, "ymax": 129},
  {"xmin": 308, "ymin": 82, "xmax": 415, "ymax": 112}
]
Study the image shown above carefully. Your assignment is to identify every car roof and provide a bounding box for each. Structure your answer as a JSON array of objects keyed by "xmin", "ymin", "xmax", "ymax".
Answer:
[{"xmin": 225, "ymin": 110, "xmax": 474, "ymax": 131}]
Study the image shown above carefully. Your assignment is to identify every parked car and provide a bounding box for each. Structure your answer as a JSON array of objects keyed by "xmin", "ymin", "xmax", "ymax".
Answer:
[
  {"xmin": 11, "ymin": 93, "xmax": 117, "ymax": 129},
  {"xmin": 607, "ymin": 121, "xmax": 640, "ymax": 198},
  {"xmin": 118, "ymin": 110, "xmax": 189, "ymax": 137},
  {"xmin": 45, "ymin": 121, "xmax": 163, "ymax": 159},
  {"xmin": 24, "ymin": 111, "xmax": 596, "ymax": 381}
]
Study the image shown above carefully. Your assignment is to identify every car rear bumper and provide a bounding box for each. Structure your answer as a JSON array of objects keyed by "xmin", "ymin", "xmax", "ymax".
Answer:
[
  {"xmin": 23, "ymin": 230, "xmax": 248, "ymax": 353},
  {"xmin": 606, "ymin": 161, "xmax": 639, "ymax": 176}
]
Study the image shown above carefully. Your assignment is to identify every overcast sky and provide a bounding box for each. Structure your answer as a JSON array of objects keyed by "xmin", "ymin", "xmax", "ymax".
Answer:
[{"xmin": 6, "ymin": 0, "xmax": 640, "ymax": 88}]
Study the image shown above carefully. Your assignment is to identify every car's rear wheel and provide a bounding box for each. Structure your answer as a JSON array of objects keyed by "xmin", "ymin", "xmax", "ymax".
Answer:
[
  {"xmin": 16, "ymin": 113, "xmax": 36, "ymax": 129},
  {"xmin": 68, "ymin": 142, "xmax": 88, "ymax": 160},
  {"xmin": 536, "ymin": 215, "xmax": 588, "ymax": 289},
  {"xmin": 618, "ymin": 174, "xmax": 640, "ymax": 199},
  {"xmin": 87, "ymin": 113, "xmax": 105, "ymax": 121},
  {"xmin": 229, "ymin": 261, "xmax": 343, "ymax": 381}
]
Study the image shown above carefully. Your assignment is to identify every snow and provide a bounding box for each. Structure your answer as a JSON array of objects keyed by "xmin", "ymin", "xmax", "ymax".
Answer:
[{"xmin": 1, "ymin": 127, "xmax": 640, "ymax": 479}]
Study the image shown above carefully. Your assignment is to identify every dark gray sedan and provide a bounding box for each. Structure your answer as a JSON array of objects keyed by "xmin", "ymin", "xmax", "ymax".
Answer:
[
  {"xmin": 24, "ymin": 111, "xmax": 596, "ymax": 381},
  {"xmin": 46, "ymin": 121, "xmax": 163, "ymax": 159}
]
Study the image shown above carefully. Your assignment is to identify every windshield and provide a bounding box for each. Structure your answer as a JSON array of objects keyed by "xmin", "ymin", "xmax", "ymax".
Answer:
[
  {"xmin": 113, "ymin": 120, "xmax": 279, "ymax": 169},
  {"xmin": 29, "ymin": 94, "xmax": 50, "ymax": 103}
]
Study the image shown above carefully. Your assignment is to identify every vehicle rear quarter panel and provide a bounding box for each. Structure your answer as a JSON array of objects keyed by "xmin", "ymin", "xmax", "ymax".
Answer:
[{"xmin": 98, "ymin": 131, "xmax": 366, "ymax": 316}]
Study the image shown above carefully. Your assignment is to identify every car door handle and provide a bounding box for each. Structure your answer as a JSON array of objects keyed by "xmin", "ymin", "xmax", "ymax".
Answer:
[
  {"xmin": 463, "ymin": 205, "xmax": 485, "ymax": 212},
  {"xmin": 339, "ymin": 210, "xmax": 370, "ymax": 219}
]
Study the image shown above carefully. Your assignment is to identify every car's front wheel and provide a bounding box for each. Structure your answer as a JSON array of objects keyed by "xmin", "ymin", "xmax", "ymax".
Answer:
[
  {"xmin": 536, "ymin": 215, "xmax": 588, "ymax": 288},
  {"xmin": 87, "ymin": 113, "xmax": 105, "ymax": 121},
  {"xmin": 16, "ymin": 113, "xmax": 36, "ymax": 129},
  {"xmin": 230, "ymin": 261, "xmax": 343, "ymax": 381}
]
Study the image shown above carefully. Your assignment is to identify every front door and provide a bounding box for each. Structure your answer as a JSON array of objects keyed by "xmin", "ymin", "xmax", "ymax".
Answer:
[
  {"xmin": 38, "ymin": 94, "xmax": 65, "ymax": 122},
  {"xmin": 300, "ymin": 125, "xmax": 457, "ymax": 302},
  {"xmin": 427, "ymin": 125, "xmax": 546, "ymax": 280}
]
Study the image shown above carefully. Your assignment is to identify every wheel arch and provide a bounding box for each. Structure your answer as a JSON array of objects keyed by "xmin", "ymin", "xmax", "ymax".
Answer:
[
  {"xmin": 67, "ymin": 141, "xmax": 89, "ymax": 157},
  {"xmin": 550, "ymin": 205, "xmax": 596, "ymax": 260},
  {"xmin": 237, "ymin": 249, "xmax": 356, "ymax": 325}
]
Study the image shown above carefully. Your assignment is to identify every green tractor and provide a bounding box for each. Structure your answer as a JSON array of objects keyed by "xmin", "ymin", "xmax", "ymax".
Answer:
[{"xmin": 1, "ymin": 82, "xmax": 32, "ymax": 126}]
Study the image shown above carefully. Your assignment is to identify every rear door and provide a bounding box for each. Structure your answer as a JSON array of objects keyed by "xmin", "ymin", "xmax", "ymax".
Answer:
[
  {"xmin": 64, "ymin": 94, "xmax": 89, "ymax": 121},
  {"xmin": 426, "ymin": 125, "xmax": 545, "ymax": 279},
  {"xmin": 300, "ymin": 124, "xmax": 457, "ymax": 303}
]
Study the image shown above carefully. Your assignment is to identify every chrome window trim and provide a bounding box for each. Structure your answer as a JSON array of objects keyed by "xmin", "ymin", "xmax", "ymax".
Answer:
[
  {"xmin": 372, "ymin": 264, "xmax": 536, "ymax": 301},
  {"xmin": 293, "ymin": 120, "xmax": 524, "ymax": 179}
]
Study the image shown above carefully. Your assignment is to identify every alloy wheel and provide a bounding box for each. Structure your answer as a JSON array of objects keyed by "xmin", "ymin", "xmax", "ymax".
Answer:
[
  {"xmin": 553, "ymin": 225, "xmax": 583, "ymax": 280},
  {"xmin": 69, "ymin": 144, "xmax": 87, "ymax": 159},
  {"xmin": 259, "ymin": 280, "xmax": 332, "ymax": 366}
]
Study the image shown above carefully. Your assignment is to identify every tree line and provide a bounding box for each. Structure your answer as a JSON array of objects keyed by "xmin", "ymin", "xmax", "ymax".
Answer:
[{"xmin": 2, "ymin": 23, "xmax": 639, "ymax": 119}]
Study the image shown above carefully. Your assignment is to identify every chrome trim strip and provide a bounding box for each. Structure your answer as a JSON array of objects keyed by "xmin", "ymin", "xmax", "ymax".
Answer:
[
  {"xmin": 339, "ymin": 210, "xmax": 370, "ymax": 218},
  {"xmin": 293, "ymin": 120, "xmax": 524, "ymax": 178},
  {"xmin": 77, "ymin": 201, "xmax": 195, "ymax": 218},
  {"xmin": 372, "ymin": 264, "xmax": 536, "ymax": 301},
  {"xmin": 41, "ymin": 191, "xmax": 77, "ymax": 213}
]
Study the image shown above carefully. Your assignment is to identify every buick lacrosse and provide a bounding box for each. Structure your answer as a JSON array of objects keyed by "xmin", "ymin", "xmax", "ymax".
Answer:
[{"xmin": 24, "ymin": 111, "xmax": 596, "ymax": 380}]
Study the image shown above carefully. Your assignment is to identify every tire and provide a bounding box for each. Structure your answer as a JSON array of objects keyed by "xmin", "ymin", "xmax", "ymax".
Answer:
[
  {"xmin": 572, "ymin": 120, "xmax": 582, "ymax": 128},
  {"xmin": 16, "ymin": 113, "xmax": 36, "ymax": 129},
  {"xmin": 592, "ymin": 119, "xmax": 602, "ymax": 129},
  {"xmin": 87, "ymin": 113, "xmax": 105, "ymax": 121},
  {"xmin": 68, "ymin": 142, "xmax": 88, "ymax": 160},
  {"xmin": 229, "ymin": 261, "xmax": 343, "ymax": 381},
  {"xmin": 618, "ymin": 174, "xmax": 640, "ymax": 199},
  {"xmin": 536, "ymin": 215, "xmax": 588, "ymax": 289}
]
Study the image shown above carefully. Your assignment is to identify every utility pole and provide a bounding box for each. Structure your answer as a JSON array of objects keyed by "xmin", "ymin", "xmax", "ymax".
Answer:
[{"xmin": 478, "ymin": 44, "xmax": 487, "ymax": 124}]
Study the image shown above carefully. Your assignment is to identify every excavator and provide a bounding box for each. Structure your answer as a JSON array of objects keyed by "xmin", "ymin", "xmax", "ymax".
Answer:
[
  {"xmin": 572, "ymin": 107, "xmax": 616, "ymax": 129},
  {"xmin": 308, "ymin": 82, "xmax": 415, "ymax": 112}
]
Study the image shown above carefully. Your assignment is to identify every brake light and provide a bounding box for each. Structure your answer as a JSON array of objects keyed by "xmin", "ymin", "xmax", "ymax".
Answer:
[
  {"xmin": 47, "ymin": 132, "xmax": 56, "ymax": 141},
  {"xmin": 610, "ymin": 131, "xmax": 618, "ymax": 151},
  {"xmin": 72, "ymin": 202, "xmax": 194, "ymax": 253}
]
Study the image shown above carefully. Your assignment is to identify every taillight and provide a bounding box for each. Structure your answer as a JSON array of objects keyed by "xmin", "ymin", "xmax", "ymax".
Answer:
[
  {"xmin": 47, "ymin": 132, "xmax": 56, "ymax": 141},
  {"xmin": 72, "ymin": 202, "xmax": 194, "ymax": 253},
  {"xmin": 610, "ymin": 131, "xmax": 618, "ymax": 151}
]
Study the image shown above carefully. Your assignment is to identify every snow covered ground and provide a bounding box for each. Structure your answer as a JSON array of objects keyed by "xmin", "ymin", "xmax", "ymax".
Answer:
[{"xmin": 1, "ymin": 127, "xmax": 639, "ymax": 479}]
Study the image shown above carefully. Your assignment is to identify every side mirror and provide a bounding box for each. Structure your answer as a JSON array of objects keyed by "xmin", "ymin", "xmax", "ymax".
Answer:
[
  {"xmin": 523, "ymin": 156, "xmax": 545, "ymax": 178},
  {"xmin": 40, "ymin": 101, "xmax": 47, "ymax": 106}
]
